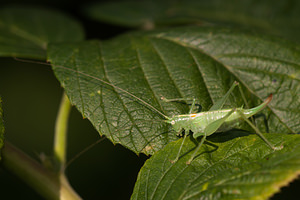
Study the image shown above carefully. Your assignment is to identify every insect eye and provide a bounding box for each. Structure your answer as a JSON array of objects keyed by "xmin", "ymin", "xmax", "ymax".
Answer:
[{"xmin": 171, "ymin": 120, "xmax": 175, "ymax": 125}]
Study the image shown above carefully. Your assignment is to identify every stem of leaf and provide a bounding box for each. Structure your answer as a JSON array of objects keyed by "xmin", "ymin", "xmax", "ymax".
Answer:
[
  {"xmin": 2, "ymin": 142, "xmax": 81, "ymax": 200},
  {"xmin": 54, "ymin": 93, "xmax": 71, "ymax": 172}
]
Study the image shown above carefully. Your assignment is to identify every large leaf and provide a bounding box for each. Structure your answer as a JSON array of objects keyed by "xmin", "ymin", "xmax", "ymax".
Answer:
[
  {"xmin": 47, "ymin": 27, "xmax": 300, "ymax": 155},
  {"xmin": 131, "ymin": 131, "xmax": 300, "ymax": 200},
  {"xmin": 0, "ymin": 6, "xmax": 85, "ymax": 59},
  {"xmin": 0, "ymin": 98, "xmax": 4, "ymax": 161},
  {"xmin": 84, "ymin": 0, "xmax": 300, "ymax": 42}
]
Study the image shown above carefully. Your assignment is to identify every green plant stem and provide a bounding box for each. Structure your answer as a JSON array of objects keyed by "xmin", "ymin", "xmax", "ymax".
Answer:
[
  {"xmin": 2, "ymin": 141, "xmax": 81, "ymax": 200},
  {"xmin": 54, "ymin": 93, "xmax": 71, "ymax": 171}
]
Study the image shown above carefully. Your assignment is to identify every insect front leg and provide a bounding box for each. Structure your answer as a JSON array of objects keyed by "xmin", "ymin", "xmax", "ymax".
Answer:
[
  {"xmin": 186, "ymin": 133, "xmax": 206, "ymax": 165},
  {"xmin": 171, "ymin": 130, "xmax": 187, "ymax": 163},
  {"xmin": 189, "ymin": 99, "xmax": 196, "ymax": 114},
  {"xmin": 161, "ymin": 97, "xmax": 200, "ymax": 113}
]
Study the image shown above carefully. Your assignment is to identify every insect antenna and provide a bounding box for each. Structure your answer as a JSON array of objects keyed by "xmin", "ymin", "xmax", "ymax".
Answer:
[
  {"xmin": 14, "ymin": 57, "xmax": 170, "ymax": 120},
  {"xmin": 15, "ymin": 57, "xmax": 173, "ymax": 156},
  {"xmin": 55, "ymin": 65, "xmax": 170, "ymax": 119},
  {"xmin": 64, "ymin": 116, "xmax": 167, "ymax": 170},
  {"xmin": 13, "ymin": 57, "xmax": 52, "ymax": 65},
  {"xmin": 64, "ymin": 136, "xmax": 107, "ymax": 170},
  {"xmin": 136, "ymin": 118, "xmax": 165, "ymax": 123}
]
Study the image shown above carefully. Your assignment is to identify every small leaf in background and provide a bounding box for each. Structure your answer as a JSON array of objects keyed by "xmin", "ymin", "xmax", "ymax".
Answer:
[
  {"xmin": 0, "ymin": 98, "xmax": 4, "ymax": 160},
  {"xmin": 0, "ymin": 6, "xmax": 85, "ymax": 59},
  {"xmin": 131, "ymin": 131, "xmax": 300, "ymax": 200},
  {"xmin": 84, "ymin": 0, "xmax": 300, "ymax": 42},
  {"xmin": 48, "ymin": 27, "xmax": 300, "ymax": 156}
]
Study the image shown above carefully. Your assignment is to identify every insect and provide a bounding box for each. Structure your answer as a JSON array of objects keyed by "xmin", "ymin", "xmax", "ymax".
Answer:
[
  {"xmin": 52, "ymin": 65, "xmax": 284, "ymax": 164},
  {"xmin": 15, "ymin": 58, "xmax": 283, "ymax": 164},
  {"xmin": 161, "ymin": 82, "xmax": 283, "ymax": 164}
]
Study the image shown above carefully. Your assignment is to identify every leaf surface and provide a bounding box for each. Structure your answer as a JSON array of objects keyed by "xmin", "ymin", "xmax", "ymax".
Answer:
[
  {"xmin": 131, "ymin": 131, "xmax": 300, "ymax": 200},
  {"xmin": 48, "ymin": 27, "xmax": 300, "ymax": 155},
  {"xmin": 84, "ymin": 0, "xmax": 300, "ymax": 41},
  {"xmin": 0, "ymin": 6, "xmax": 84, "ymax": 59},
  {"xmin": 0, "ymin": 98, "xmax": 4, "ymax": 161}
]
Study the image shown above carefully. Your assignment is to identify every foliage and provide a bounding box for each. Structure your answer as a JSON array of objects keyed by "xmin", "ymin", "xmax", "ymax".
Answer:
[
  {"xmin": 132, "ymin": 132, "xmax": 300, "ymax": 200},
  {"xmin": 0, "ymin": 1, "xmax": 300, "ymax": 199}
]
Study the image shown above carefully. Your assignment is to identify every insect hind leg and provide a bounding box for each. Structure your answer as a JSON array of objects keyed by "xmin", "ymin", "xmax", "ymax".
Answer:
[
  {"xmin": 253, "ymin": 113, "xmax": 269, "ymax": 133},
  {"xmin": 236, "ymin": 110, "xmax": 283, "ymax": 150},
  {"xmin": 209, "ymin": 81, "xmax": 239, "ymax": 111}
]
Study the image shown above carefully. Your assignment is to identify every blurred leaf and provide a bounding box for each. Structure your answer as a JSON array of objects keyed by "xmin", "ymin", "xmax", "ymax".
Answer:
[
  {"xmin": 0, "ymin": 6, "xmax": 85, "ymax": 59},
  {"xmin": 47, "ymin": 27, "xmax": 300, "ymax": 155},
  {"xmin": 0, "ymin": 98, "xmax": 4, "ymax": 161},
  {"xmin": 131, "ymin": 131, "xmax": 300, "ymax": 200},
  {"xmin": 84, "ymin": 0, "xmax": 300, "ymax": 41}
]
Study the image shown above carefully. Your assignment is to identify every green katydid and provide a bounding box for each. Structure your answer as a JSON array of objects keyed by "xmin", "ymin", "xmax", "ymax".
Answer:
[
  {"xmin": 162, "ymin": 81, "xmax": 283, "ymax": 164},
  {"xmin": 14, "ymin": 58, "xmax": 283, "ymax": 164},
  {"xmin": 47, "ymin": 63, "xmax": 283, "ymax": 165}
]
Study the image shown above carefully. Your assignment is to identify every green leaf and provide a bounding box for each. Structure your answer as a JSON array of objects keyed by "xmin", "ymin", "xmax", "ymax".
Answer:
[
  {"xmin": 0, "ymin": 98, "xmax": 4, "ymax": 161},
  {"xmin": 84, "ymin": 0, "xmax": 300, "ymax": 41},
  {"xmin": 131, "ymin": 131, "xmax": 300, "ymax": 200},
  {"xmin": 0, "ymin": 6, "xmax": 85, "ymax": 59},
  {"xmin": 47, "ymin": 27, "xmax": 300, "ymax": 155}
]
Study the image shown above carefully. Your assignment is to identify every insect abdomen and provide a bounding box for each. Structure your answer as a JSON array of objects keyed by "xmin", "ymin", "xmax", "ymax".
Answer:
[{"xmin": 190, "ymin": 109, "xmax": 245, "ymax": 136}]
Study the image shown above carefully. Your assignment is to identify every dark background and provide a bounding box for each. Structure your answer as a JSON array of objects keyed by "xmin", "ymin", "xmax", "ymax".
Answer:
[
  {"xmin": 0, "ymin": 0, "xmax": 147, "ymax": 199},
  {"xmin": 0, "ymin": 0, "xmax": 299, "ymax": 199}
]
